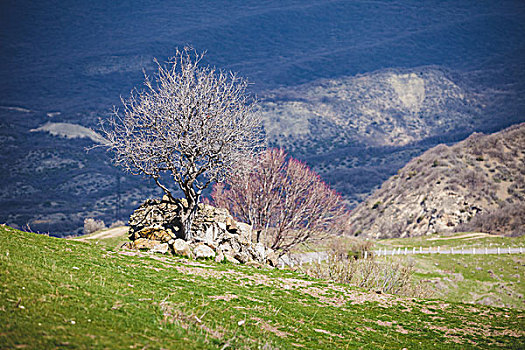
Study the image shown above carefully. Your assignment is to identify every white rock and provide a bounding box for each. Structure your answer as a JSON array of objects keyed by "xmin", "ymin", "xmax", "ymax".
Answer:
[
  {"xmin": 151, "ymin": 243, "xmax": 169, "ymax": 254},
  {"xmin": 217, "ymin": 222, "xmax": 227, "ymax": 232},
  {"xmin": 224, "ymin": 253, "xmax": 240, "ymax": 264},
  {"xmin": 172, "ymin": 239, "xmax": 192, "ymax": 257},
  {"xmin": 194, "ymin": 244, "xmax": 215, "ymax": 259},
  {"xmin": 215, "ymin": 248, "xmax": 225, "ymax": 263},
  {"xmin": 236, "ymin": 222, "xmax": 253, "ymax": 242},
  {"xmin": 255, "ymin": 242, "xmax": 266, "ymax": 261}
]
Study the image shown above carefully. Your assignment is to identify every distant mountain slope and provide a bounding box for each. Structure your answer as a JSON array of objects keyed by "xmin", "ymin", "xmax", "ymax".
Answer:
[
  {"xmin": 1, "ymin": 65, "xmax": 524, "ymax": 236},
  {"xmin": 2, "ymin": 1, "xmax": 524, "ymax": 111},
  {"xmin": 260, "ymin": 66, "xmax": 491, "ymax": 150},
  {"xmin": 349, "ymin": 123, "xmax": 525, "ymax": 239},
  {"xmin": 259, "ymin": 65, "xmax": 524, "ymax": 207}
]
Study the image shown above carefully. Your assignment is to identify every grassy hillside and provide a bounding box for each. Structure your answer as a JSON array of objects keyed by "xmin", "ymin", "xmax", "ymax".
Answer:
[
  {"xmin": 1, "ymin": 225, "xmax": 524, "ymax": 349},
  {"xmin": 349, "ymin": 123, "xmax": 525, "ymax": 238},
  {"xmin": 377, "ymin": 232, "xmax": 525, "ymax": 250},
  {"xmin": 375, "ymin": 232, "xmax": 525, "ymax": 310},
  {"xmin": 70, "ymin": 225, "xmax": 129, "ymax": 251}
]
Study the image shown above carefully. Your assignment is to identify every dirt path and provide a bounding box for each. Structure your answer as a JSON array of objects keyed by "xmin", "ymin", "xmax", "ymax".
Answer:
[
  {"xmin": 427, "ymin": 233, "xmax": 494, "ymax": 241},
  {"xmin": 75, "ymin": 226, "xmax": 128, "ymax": 241}
]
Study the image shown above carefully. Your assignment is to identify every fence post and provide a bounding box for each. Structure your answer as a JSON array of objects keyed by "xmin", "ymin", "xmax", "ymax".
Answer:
[
  {"xmin": 461, "ymin": 247, "xmax": 464, "ymax": 254},
  {"xmin": 451, "ymin": 247, "xmax": 454, "ymax": 254},
  {"xmin": 412, "ymin": 247, "xmax": 416, "ymax": 255},
  {"xmin": 485, "ymin": 247, "xmax": 488, "ymax": 255},
  {"xmin": 364, "ymin": 251, "xmax": 368, "ymax": 259},
  {"xmin": 520, "ymin": 247, "xmax": 523, "ymax": 254},
  {"xmin": 508, "ymin": 247, "xmax": 511, "ymax": 254},
  {"xmin": 437, "ymin": 246, "xmax": 440, "ymax": 254},
  {"xmin": 497, "ymin": 247, "xmax": 500, "ymax": 255},
  {"xmin": 420, "ymin": 246, "xmax": 422, "ymax": 254},
  {"xmin": 473, "ymin": 248, "xmax": 476, "ymax": 255},
  {"xmin": 404, "ymin": 247, "xmax": 407, "ymax": 255}
]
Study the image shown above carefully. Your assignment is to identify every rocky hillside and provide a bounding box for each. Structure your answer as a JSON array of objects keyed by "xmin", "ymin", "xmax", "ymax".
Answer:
[
  {"xmin": 349, "ymin": 123, "xmax": 525, "ymax": 239},
  {"xmin": 261, "ymin": 67, "xmax": 494, "ymax": 150},
  {"xmin": 259, "ymin": 65, "xmax": 525, "ymax": 207}
]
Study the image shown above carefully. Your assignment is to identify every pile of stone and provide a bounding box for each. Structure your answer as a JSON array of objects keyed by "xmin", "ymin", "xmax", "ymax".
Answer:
[{"xmin": 123, "ymin": 196, "xmax": 279, "ymax": 266}]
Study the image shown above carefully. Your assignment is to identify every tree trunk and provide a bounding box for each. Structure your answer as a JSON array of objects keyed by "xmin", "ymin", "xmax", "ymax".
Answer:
[
  {"xmin": 181, "ymin": 203, "xmax": 198, "ymax": 241},
  {"xmin": 181, "ymin": 189, "xmax": 200, "ymax": 241}
]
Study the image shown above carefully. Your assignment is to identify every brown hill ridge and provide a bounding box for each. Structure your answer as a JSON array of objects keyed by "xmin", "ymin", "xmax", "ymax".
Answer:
[{"xmin": 349, "ymin": 123, "xmax": 525, "ymax": 239}]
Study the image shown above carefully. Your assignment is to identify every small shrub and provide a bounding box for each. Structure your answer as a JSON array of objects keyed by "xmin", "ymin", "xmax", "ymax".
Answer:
[
  {"xmin": 303, "ymin": 251, "xmax": 430, "ymax": 298},
  {"xmin": 329, "ymin": 237, "xmax": 373, "ymax": 261},
  {"xmin": 83, "ymin": 218, "xmax": 106, "ymax": 235},
  {"xmin": 372, "ymin": 201, "xmax": 382, "ymax": 210},
  {"xmin": 109, "ymin": 220, "xmax": 126, "ymax": 228},
  {"xmin": 407, "ymin": 171, "xmax": 417, "ymax": 178}
]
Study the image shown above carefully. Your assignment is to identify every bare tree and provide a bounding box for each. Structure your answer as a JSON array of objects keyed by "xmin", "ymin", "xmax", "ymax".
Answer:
[
  {"xmin": 212, "ymin": 149, "xmax": 349, "ymax": 255},
  {"xmin": 102, "ymin": 48, "xmax": 263, "ymax": 240}
]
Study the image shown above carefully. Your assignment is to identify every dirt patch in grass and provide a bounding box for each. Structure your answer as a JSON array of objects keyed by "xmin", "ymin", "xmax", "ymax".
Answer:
[
  {"xmin": 159, "ymin": 301, "xmax": 224, "ymax": 339},
  {"xmin": 396, "ymin": 325, "xmax": 410, "ymax": 334},
  {"xmin": 376, "ymin": 320, "xmax": 393, "ymax": 327},
  {"xmin": 251, "ymin": 317, "xmax": 291, "ymax": 338},
  {"xmin": 209, "ymin": 294, "xmax": 238, "ymax": 302},
  {"xmin": 426, "ymin": 323, "xmax": 525, "ymax": 339},
  {"xmin": 300, "ymin": 287, "xmax": 347, "ymax": 307},
  {"xmin": 314, "ymin": 328, "xmax": 344, "ymax": 338},
  {"xmin": 375, "ymin": 320, "xmax": 411, "ymax": 335},
  {"xmin": 421, "ymin": 307, "xmax": 438, "ymax": 314}
]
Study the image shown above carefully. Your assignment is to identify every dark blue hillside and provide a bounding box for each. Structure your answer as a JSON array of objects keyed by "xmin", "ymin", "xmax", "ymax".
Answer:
[
  {"xmin": 0, "ymin": 0, "xmax": 524, "ymax": 235},
  {"xmin": 1, "ymin": 0, "xmax": 524, "ymax": 111}
]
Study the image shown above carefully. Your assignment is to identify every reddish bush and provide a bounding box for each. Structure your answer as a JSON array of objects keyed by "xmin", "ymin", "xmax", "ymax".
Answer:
[{"xmin": 212, "ymin": 149, "xmax": 349, "ymax": 255}]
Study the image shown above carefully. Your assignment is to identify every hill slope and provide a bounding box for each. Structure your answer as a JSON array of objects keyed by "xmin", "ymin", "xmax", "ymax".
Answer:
[
  {"xmin": 261, "ymin": 66, "xmax": 506, "ymax": 151},
  {"xmin": 349, "ymin": 123, "xmax": 525, "ymax": 239},
  {"xmin": 1, "ymin": 1, "xmax": 525, "ymax": 235},
  {"xmin": 1, "ymin": 225, "xmax": 524, "ymax": 348}
]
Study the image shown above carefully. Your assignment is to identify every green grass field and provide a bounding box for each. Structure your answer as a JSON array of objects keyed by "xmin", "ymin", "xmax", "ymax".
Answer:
[
  {"xmin": 377, "ymin": 254, "xmax": 524, "ymax": 310},
  {"xmin": 70, "ymin": 226, "xmax": 129, "ymax": 251},
  {"xmin": 373, "ymin": 232, "xmax": 525, "ymax": 309},
  {"xmin": 375, "ymin": 232, "xmax": 525, "ymax": 250},
  {"xmin": 1, "ymin": 225, "xmax": 524, "ymax": 349}
]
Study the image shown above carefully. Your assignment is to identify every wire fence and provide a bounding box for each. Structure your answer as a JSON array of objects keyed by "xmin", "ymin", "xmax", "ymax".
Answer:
[
  {"xmin": 375, "ymin": 246, "xmax": 524, "ymax": 256},
  {"xmin": 279, "ymin": 246, "xmax": 524, "ymax": 268}
]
